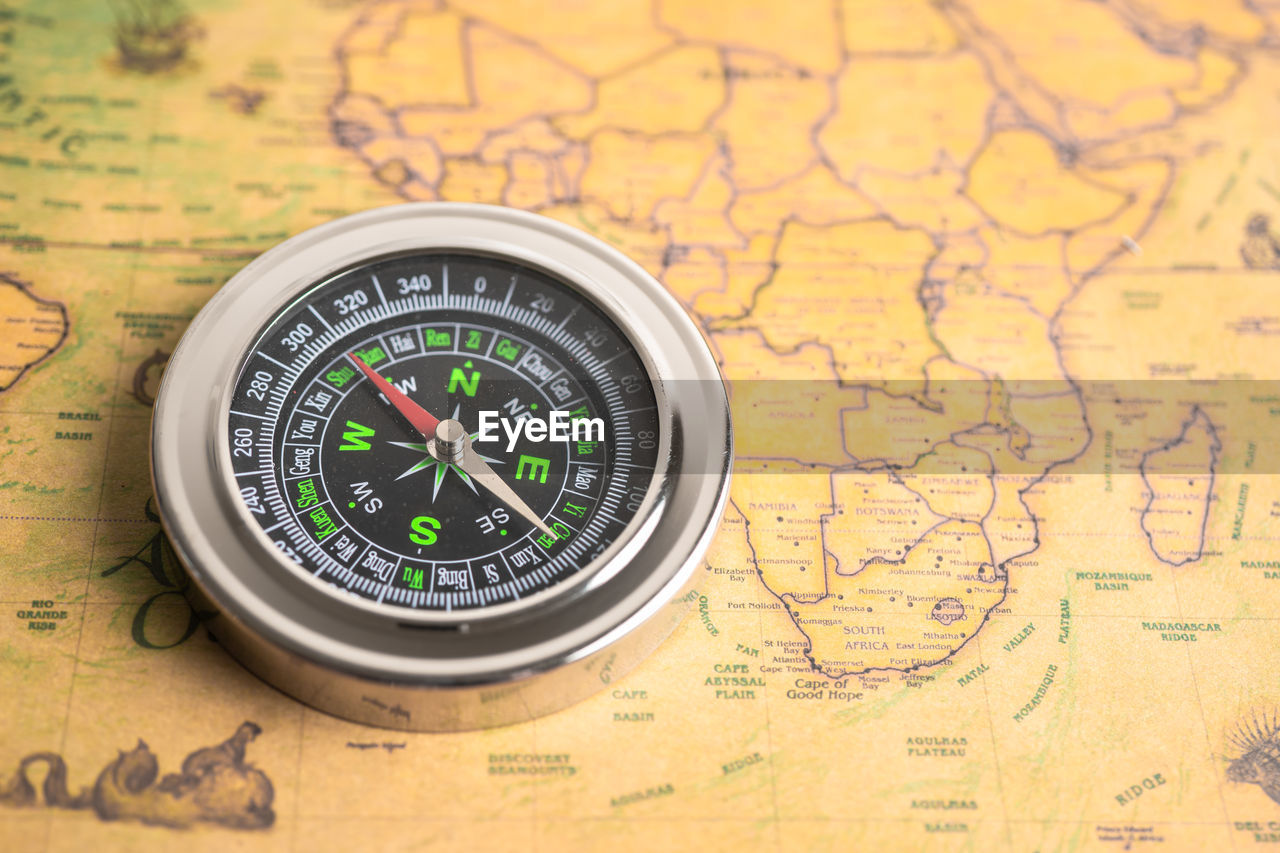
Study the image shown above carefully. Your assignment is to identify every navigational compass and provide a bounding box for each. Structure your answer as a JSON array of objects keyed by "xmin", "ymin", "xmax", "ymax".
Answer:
[{"xmin": 152, "ymin": 203, "xmax": 731, "ymax": 731}]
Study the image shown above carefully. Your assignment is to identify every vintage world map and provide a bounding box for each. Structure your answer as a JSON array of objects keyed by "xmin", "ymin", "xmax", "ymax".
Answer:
[{"xmin": 3, "ymin": 0, "xmax": 1280, "ymax": 849}]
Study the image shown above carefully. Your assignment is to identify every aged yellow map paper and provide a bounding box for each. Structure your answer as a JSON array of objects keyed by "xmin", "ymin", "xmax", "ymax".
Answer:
[{"xmin": 4, "ymin": 0, "xmax": 1280, "ymax": 849}]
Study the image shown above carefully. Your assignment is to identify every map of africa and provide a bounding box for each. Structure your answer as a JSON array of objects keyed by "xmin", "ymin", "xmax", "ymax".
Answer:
[{"xmin": 4, "ymin": 0, "xmax": 1280, "ymax": 849}]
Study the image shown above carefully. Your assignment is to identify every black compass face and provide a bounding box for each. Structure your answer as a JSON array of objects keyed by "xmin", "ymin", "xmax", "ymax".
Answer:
[{"xmin": 225, "ymin": 252, "xmax": 661, "ymax": 613}]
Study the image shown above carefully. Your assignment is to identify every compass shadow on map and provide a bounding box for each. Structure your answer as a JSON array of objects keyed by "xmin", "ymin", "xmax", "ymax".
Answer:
[{"xmin": 0, "ymin": 722, "xmax": 274, "ymax": 830}]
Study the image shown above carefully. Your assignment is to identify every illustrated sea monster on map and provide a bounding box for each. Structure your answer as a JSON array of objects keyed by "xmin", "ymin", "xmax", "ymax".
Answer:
[
  {"xmin": 1241, "ymin": 213, "xmax": 1280, "ymax": 270},
  {"xmin": 110, "ymin": 0, "xmax": 203, "ymax": 73},
  {"xmin": 130, "ymin": 348, "xmax": 171, "ymax": 407},
  {"xmin": 1227, "ymin": 711, "xmax": 1280, "ymax": 806},
  {"xmin": 0, "ymin": 722, "xmax": 274, "ymax": 829}
]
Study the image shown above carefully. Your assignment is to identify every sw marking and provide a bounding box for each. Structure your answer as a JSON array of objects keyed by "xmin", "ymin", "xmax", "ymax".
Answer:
[{"xmin": 475, "ymin": 410, "xmax": 604, "ymax": 452}]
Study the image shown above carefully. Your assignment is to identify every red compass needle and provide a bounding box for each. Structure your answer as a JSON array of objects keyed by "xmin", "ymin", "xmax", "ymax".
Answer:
[{"xmin": 347, "ymin": 352, "xmax": 440, "ymax": 439}]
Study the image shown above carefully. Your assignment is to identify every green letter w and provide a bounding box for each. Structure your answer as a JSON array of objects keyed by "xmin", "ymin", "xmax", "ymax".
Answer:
[{"xmin": 339, "ymin": 420, "xmax": 375, "ymax": 451}]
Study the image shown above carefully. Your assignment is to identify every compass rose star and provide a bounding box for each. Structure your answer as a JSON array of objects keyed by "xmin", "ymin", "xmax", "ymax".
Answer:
[{"xmin": 388, "ymin": 431, "xmax": 502, "ymax": 502}]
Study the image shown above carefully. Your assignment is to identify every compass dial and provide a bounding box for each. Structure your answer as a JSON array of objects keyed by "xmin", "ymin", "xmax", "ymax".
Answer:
[{"xmin": 227, "ymin": 253, "xmax": 660, "ymax": 614}]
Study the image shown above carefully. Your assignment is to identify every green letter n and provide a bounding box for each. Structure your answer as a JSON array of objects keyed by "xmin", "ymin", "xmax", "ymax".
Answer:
[{"xmin": 448, "ymin": 366, "xmax": 481, "ymax": 397}]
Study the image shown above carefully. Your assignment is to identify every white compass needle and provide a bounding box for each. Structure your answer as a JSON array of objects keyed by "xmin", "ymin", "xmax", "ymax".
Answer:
[{"xmin": 457, "ymin": 441, "xmax": 556, "ymax": 540}]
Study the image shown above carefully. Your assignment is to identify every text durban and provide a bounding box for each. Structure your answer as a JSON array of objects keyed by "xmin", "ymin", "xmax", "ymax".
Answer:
[{"xmin": 475, "ymin": 410, "xmax": 605, "ymax": 452}]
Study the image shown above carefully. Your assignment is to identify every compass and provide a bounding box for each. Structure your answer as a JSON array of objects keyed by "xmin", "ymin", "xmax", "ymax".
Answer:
[{"xmin": 151, "ymin": 203, "xmax": 731, "ymax": 731}]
